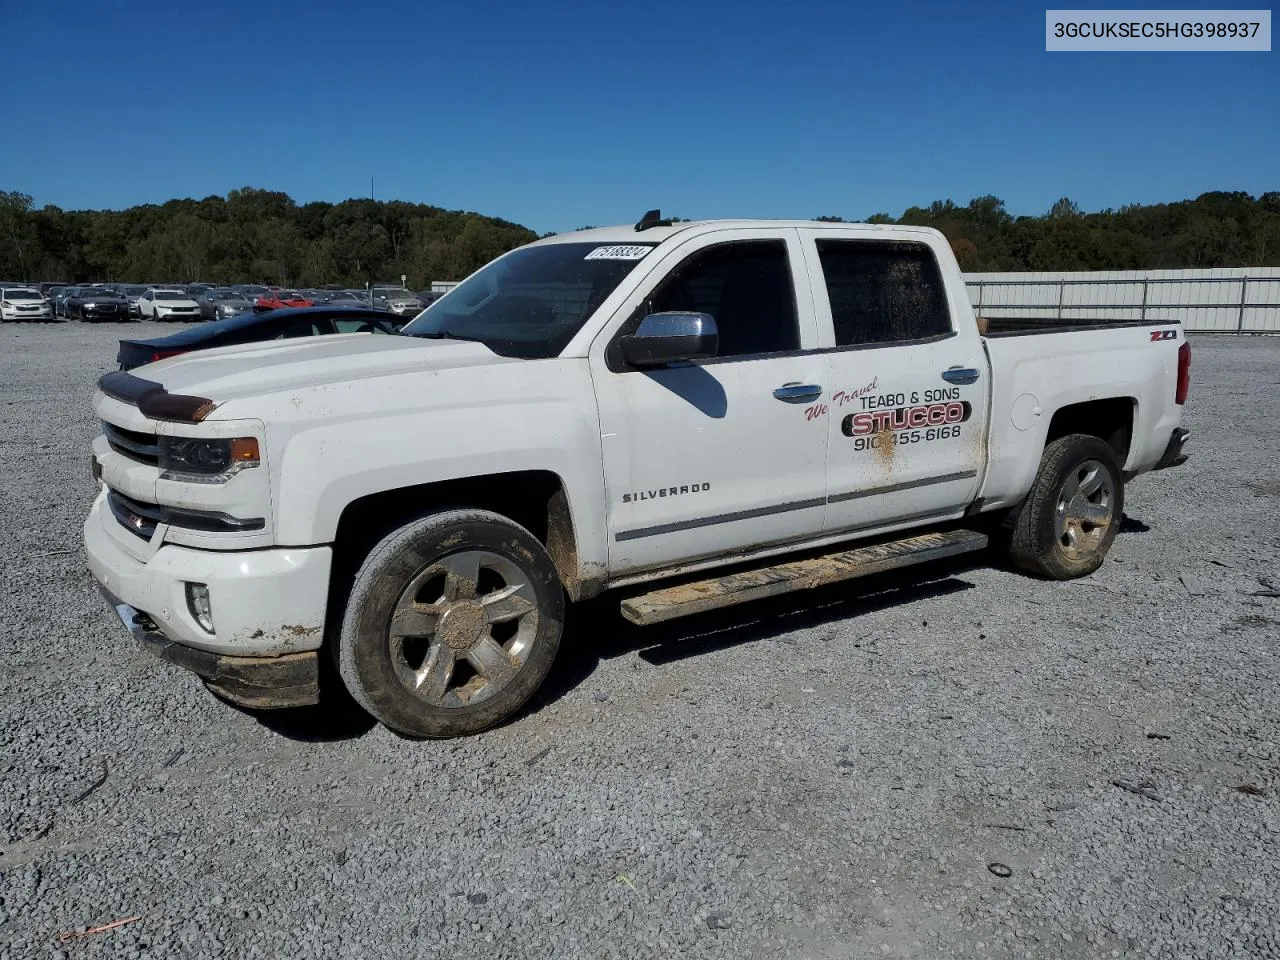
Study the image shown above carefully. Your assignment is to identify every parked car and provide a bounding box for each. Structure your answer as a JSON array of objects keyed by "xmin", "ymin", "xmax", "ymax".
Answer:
[
  {"xmin": 120, "ymin": 285, "xmax": 150, "ymax": 317},
  {"xmin": 233, "ymin": 284, "xmax": 270, "ymax": 302},
  {"xmin": 254, "ymin": 288, "xmax": 315, "ymax": 311},
  {"xmin": 414, "ymin": 290, "xmax": 443, "ymax": 307},
  {"xmin": 326, "ymin": 291, "xmax": 365, "ymax": 307},
  {"xmin": 370, "ymin": 285, "xmax": 423, "ymax": 318},
  {"xmin": 38, "ymin": 281, "xmax": 70, "ymax": 296},
  {"xmin": 115, "ymin": 307, "xmax": 400, "ymax": 370},
  {"xmin": 186, "ymin": 283, "xmax": 217, "ymax": 299},
  {"xmin": 66, "ymin": 287, "xmax": 131, "ymax": 321},
  {"xmin": 83, "ymin": 218, "xmax": 1191, "ymax": 737},
  {"xmin": 197, "ymin": 289, "xmax": 254, "ymax": 322},
  {"xmin": 138, "ymin": 288, "xmax": 200, "ymax": 321},
  {"xmin": 0, "ymin": 287, "xmax": 54, "ymax": 321},
  {"xmin": 53, "ymin": 286, "xmax": 79, "ymax": 317}
]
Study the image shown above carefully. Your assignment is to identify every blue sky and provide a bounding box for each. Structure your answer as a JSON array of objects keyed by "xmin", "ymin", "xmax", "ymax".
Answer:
[{"xmin": 1, "ymin": 0, "xmax": 1274, "ymax": 233}]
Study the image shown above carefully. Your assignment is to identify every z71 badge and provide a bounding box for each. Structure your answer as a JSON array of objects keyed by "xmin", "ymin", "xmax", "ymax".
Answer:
[{"xmin": 1150, "ymin": 329, "xmax": 1177, "ymax": 342}]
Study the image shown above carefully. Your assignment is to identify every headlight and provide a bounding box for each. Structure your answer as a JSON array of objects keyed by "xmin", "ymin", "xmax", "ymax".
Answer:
[{"xmin": 160, "ymin": 437, "xmax": 260, "ymax": 482}]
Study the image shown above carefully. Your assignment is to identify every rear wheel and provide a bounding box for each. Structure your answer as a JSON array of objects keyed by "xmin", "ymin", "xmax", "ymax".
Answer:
[
  {"xmin": 1008, "ymin": 434, "xmax": 1123, "ymax": 579},
  {"xmin": 337, "ymin": 509, "xmax": 564, "ymax": 738}
]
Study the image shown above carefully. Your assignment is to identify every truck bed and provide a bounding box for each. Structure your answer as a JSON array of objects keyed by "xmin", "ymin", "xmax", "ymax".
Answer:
[{"xmin": 983, "ymin": 316, "xmax": 1181, "ymax": 337}]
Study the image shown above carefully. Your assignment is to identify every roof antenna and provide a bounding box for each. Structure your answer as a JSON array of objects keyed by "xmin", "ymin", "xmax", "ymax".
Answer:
[{"xmin": 635, "ymin": 208, "xmax": 672, "ymax": 232}]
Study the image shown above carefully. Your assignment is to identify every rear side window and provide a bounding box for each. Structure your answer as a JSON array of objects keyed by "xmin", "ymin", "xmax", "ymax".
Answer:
[
  {"xmin": 334, "ymin": 318, "xmax": 388, "ymax": 333},
  {"xmin": 277, "ymin": 320, "xmax": 329, "ymax": 338},
  {"xmin": 815, "ymin": 240, "xmax": 952, "ymax": 346},
  {"xmin": 645, "ymin": 240, "xmax": 799, "ymax": 358}
]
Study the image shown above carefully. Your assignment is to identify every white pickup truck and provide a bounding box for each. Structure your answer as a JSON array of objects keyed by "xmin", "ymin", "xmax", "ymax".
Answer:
[{"xmin": 85, "ymin": 215, "xmax": 1192, "ymax": 737}]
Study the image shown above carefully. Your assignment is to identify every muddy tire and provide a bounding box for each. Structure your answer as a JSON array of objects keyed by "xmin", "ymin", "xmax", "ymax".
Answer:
[
  {"xmin": 337, "ymin": 509, "xmax": 564, "ymax": 738},
  {"xmin": 1008, "ymin": 433, "xmax": 1124, "ymax": 580}
]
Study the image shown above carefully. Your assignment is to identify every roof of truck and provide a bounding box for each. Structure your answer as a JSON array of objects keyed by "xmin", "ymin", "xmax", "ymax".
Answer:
[{"xmin": 530, "ymin": 219, "xmax": 945, "ymax": 246}]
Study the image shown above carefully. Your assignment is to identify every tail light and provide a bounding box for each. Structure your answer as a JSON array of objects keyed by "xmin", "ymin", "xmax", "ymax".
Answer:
[
  {"xmin": 1175, "ymin": 341, "xmax": 1191, "ymax": 405},
  {"xmin": 150, "ymin": 349, "xmax": 184, "ymax": 363}
]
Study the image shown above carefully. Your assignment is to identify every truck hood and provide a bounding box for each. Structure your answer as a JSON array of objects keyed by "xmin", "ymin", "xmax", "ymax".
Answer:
[{"xmin": 139, "ymin": 333, "xmax": 520, "ymax": 408}]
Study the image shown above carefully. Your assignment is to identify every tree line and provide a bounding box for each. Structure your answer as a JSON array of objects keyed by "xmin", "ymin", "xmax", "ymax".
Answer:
[
  {"xmin": 1, "ymin": 187, "xmax": 1277, "ymax": 285},
  {"xmin": 838, "ymin": 191, "xmax": 1280, "ymax": 272},
  {"xmin": 0, "ymin": 187, "xmax": 537, "ymax": 287}
]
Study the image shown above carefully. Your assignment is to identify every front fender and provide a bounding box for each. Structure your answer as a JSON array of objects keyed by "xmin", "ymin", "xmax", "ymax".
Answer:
[{"xmin": 267, "ymin": 367, "xmax": 608, "ymax": 585}]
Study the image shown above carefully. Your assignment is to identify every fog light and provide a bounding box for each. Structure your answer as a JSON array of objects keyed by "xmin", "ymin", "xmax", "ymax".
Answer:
[{"xmin": 186, "ymin": 582, "xmax": 215, "ymax": 634}]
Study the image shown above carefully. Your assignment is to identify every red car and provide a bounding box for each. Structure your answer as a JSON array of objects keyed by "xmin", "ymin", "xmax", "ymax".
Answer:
[{"xmin": 254, "ymin": 288, "xmax": 315, "ymax": 311}]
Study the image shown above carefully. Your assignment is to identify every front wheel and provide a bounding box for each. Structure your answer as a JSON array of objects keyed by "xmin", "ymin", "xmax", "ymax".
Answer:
[
  {"xmin": 1007, "ymin": 433, "xmax": 1124, "ymax": 579},
  {"xmin": 337, "ymin": 509, "xmax": 564, "ymax": 738}
]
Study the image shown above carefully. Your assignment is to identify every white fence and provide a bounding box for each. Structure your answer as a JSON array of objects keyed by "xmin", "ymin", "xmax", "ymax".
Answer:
[{"xmin": 964, "ymin": 268, "xmax": 1280, "ymax": 333}]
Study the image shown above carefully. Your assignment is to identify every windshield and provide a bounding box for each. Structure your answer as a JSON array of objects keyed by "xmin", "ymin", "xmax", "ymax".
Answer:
[
  {"xmin": 277, "ymin": 290, "xmax": 305, "ymax": 300},
  {"xmin": 330, "ymin": 292, "xmax": 360, "ymax": 302},
  {"xmin": 402, "ymin": 242, "xmax": 656, "ymax": 359},
  {"xmin": 3, "ymin": 289, "xmax": 41, "ymax": 299},
  {"xmin": 214, "ymin": 291, "xmax": 243, "ymax": 301},
  {"xmin": 124, "ymin": 286, "xmax": 148, "ymax": 295},
  {"xmin": 374, "ymin": 287, "xmax": 414, "ymax": 300},
  {"xmin": 154, "ymin": 291, "xmax": 187, "ymax": 301}
]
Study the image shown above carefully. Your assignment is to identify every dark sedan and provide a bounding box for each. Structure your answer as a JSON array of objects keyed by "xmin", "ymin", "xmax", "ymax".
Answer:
[
  {"xmin": 116, "ymin": 306, "xmax": 401, "ymax": 370},
  {"xmin": 67, "ymin": 287, "xmax": 131, "ymax": 321}
]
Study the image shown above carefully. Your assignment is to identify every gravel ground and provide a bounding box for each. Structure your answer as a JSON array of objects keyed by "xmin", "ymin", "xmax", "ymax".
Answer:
[{"xmin": 1, "ymin": 322, "xmax": 1278, "ymax": 960}]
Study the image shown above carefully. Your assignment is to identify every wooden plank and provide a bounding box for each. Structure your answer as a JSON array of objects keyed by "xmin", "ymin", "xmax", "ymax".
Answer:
[{"xmin": 620, "ymin": 529, "xmax": 988, "ymax": 626}]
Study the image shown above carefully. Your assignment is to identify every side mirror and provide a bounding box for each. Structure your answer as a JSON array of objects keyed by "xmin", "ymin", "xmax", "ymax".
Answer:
[{"xmin": 619, "ymin": 312, "xmax": 719, "ymax": 367}]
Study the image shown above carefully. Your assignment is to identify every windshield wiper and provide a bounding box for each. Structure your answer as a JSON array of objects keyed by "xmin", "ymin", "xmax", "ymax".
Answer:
[{"xmin": 411, "ymin": 329, "xmax": 486, "ymax": 344}]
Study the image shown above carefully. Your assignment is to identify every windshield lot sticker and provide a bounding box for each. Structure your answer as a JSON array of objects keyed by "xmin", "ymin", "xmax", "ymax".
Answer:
[{"xmin": 585, "ymin": 245, "xmax": 652, "ymax": 261}]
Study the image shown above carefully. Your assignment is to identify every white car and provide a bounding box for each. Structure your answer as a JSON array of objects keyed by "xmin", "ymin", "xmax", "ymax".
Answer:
[
  {"xmin": 138, "ymin": 288, "xmax": 200, "ymax": 321},
  {"xmin": 0, "ymin": 287, "xmax": 53, "ymax": 321}
]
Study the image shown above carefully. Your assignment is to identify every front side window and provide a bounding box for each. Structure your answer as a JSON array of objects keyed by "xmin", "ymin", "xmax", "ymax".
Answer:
[
  {"xmin": 642, "ymin": 240, "xmax": 799, "ymax": 358},
  {"xmin": 402, "ymin": 241, "xmax": 656, "ymax": 359},
  {"xmin": 815, "ymin": 239, "xmax": 953, "ymax": 346}
]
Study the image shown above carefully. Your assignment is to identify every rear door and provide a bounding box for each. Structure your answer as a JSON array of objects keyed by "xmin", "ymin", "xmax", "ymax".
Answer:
[
  {"xmin": 590, "ymin": 229, "xmax": 829, "ymax": 576},
  {"xmin": 798, "ymin": 230, "xmax": 988, "ymax": 535}
]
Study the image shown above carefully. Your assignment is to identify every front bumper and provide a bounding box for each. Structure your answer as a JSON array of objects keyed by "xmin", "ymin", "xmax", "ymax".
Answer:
[
  {"xmin": 99, "ymin": 587, "xmax": 319, "ymax": 708},
  {"xmin": 1154, "ymin": 427, "xmax": 1190, "ymax": 470},
  {"xmin": 85, "ymin": 490, "xmax": 332, "ymax": 654}
]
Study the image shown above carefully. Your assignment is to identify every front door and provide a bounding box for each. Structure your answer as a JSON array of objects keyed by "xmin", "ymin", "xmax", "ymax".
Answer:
[
  {"xmin": 590, "ymin": 230, "xmax": 829, "ymax": 576},
  {"xmin": 798, "ymin": 232, "xmax": 988, "ymax": 535}
]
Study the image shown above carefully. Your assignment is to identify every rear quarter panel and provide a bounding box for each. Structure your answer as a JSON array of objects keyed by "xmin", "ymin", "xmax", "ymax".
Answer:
[{"xmin": 980, "ymin": 324, "xmax": 1185, "ymax": 509}]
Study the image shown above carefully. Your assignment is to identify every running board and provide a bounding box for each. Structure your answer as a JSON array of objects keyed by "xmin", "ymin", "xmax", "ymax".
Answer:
[{"xmin": 619, "ymin": 529, "xmax": 988, "ymax": 626}]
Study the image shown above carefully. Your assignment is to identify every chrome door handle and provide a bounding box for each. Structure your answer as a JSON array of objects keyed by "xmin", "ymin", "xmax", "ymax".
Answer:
[
  {"xmin": 773, "ymin": 383, "xmax": 823, "ymax": 403},
  {"xmin": 942, "ymin": 367, "xmax": 981, "ymax": 385}
]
